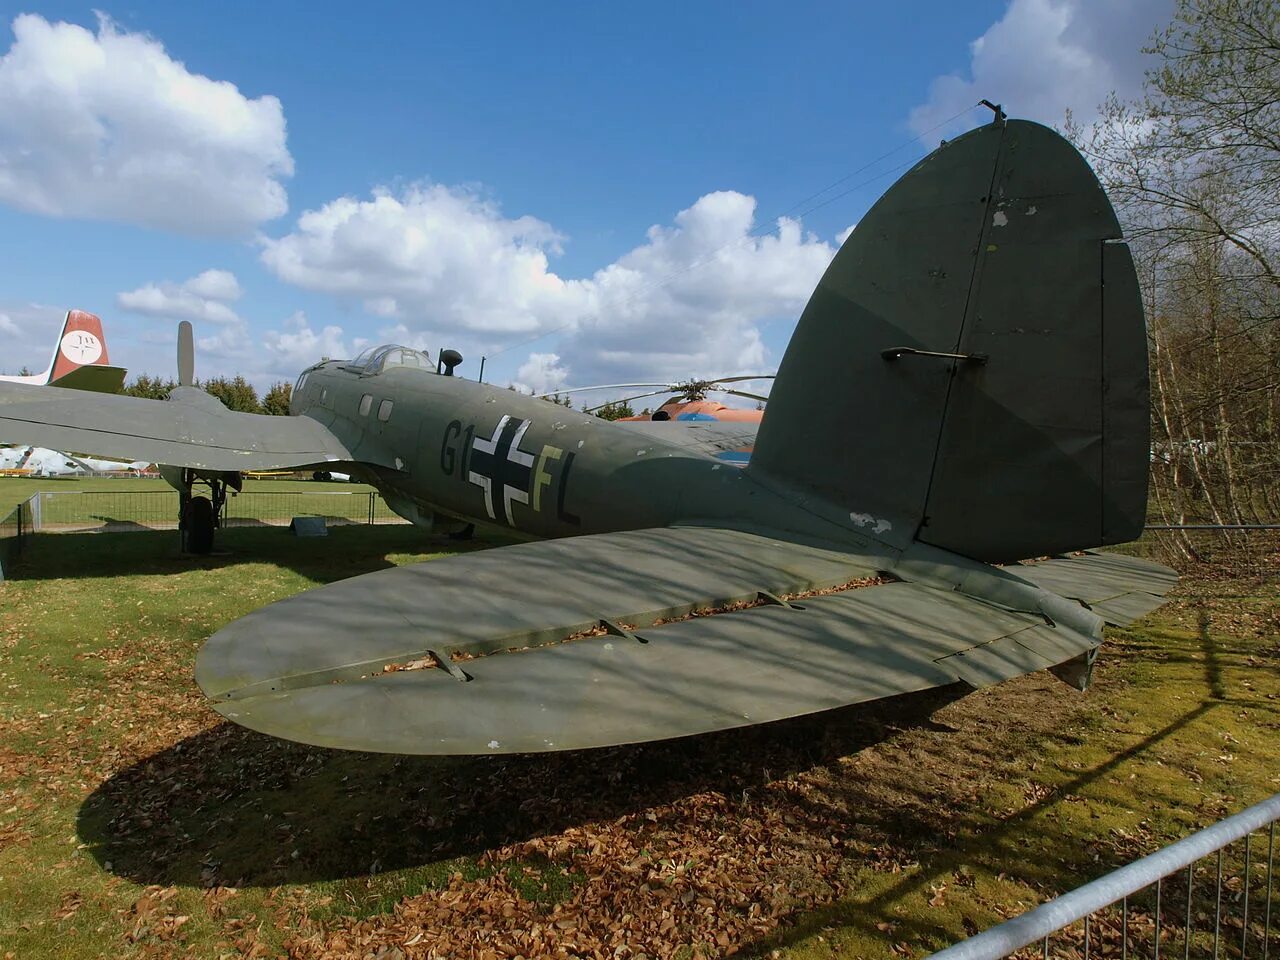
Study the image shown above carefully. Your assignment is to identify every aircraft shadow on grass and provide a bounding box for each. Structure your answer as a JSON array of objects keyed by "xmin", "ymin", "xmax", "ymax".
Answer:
[
  {"xmin": 75, "ymin": 685, "xmax": 968, "ymax": 889},
  {"xmin": 10, "ymin": 525, "xmax": 507, "ymax": 583}
]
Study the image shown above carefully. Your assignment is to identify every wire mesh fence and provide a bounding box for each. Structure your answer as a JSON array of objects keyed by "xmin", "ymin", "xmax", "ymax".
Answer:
[
  {"xmin": 0, "ymin": 496, "xmax": 34, "ymax": 580},
  {"xmin": 6, "ymin": 489, "xmax": 410, "ymax": 534},
  {"xmin": 222, "ymin": 490, "xmax": 406, "ymax": 528},
  {"xmin": 928, "ymin": 794, "xmax": 1280, "ymax": 960}
]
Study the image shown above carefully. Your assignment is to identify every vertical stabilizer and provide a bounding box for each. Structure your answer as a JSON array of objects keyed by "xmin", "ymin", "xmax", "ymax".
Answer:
[
  {"xmin": 48, "ymin": 311, "xmax": 110, "ymax": 381},
  {"xmin": 748, "ymin": 119, "xmax": 1149, "ymax": 563},
  {"xmin": 45, "ymin": 311, "xmax": 127, "ymax": 393}
]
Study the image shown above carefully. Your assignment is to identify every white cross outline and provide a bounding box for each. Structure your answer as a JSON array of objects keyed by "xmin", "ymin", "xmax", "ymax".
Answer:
[
  {"xmin": 467, "ymin": 415, "xmax": 507, "ymax": 520},
  {"xmin": 60, "ymin": 330, "xmax": 102, "ymax": 364},
  {"xmin": 502, "ymin": 419, "xmax": 535, "ymax": 525},
  {"xmin": 467, "ymin": 416, "xmax": 537, "ymax": 525}
]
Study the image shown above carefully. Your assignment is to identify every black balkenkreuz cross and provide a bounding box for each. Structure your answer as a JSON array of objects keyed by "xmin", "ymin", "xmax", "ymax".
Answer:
[{"xmin": 468, "ymin": 416, "xmax": 535, "ymax": 526}]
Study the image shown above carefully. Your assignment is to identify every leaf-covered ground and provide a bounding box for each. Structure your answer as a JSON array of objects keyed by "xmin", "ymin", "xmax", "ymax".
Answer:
[{"xmin": 0, "ymin": 526, "xmax": 1276, "ymax": 959}]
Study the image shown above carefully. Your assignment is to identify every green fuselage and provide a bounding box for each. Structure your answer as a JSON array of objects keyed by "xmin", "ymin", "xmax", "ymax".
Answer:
[{"xmin": 289, "ymin": 360, "xmax": 804, "ymax": 543}]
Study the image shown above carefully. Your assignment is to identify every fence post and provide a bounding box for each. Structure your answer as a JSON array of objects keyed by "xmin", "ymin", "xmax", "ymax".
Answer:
[
  {"xmin": 31, "ymin": 492, "xmax": 42, "ymax": 533},
  {"xmin": 368, "ymin": 492, "xmax": 375, "ymax": 525}
]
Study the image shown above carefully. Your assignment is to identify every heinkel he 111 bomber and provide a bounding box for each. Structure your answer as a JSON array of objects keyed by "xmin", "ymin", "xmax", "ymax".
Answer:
[{"xmin": 0, "ymin": 117, "xmax": 1177, "ymax": 755}]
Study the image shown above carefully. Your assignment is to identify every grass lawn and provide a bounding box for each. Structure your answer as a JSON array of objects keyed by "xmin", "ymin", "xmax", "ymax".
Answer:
[{"xmin": 0, "ymin": 526, "xmax": 1275, "ymax": 959}]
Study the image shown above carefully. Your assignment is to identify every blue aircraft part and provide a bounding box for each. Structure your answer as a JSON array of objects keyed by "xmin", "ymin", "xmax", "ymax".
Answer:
[{"xmin": 676, "ymin": 412, "xmax": 719, "ymax": 421}]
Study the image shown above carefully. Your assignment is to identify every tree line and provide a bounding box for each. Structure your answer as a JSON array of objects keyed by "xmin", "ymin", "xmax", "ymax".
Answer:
[
  {"xmin": 121, "ymin": 374, "xmax": 293, "ymax": 415},
  {"xmin": 1071, "ymin": 0, "xmax": 1279, "ymax": 558}
]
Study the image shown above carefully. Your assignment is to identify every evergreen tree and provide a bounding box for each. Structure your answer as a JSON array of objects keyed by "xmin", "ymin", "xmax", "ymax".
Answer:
[
  {"xmin": 594, "ymin": 400, "xmax": 635, "ymax": 421},
  {"xmin": 262, "ymin": 381, "xmax": 293, "ymax": 416},
  {"xmin": 121, "ymin": 374, "xmax": 178, "ymax": 400},
  {"xmin": 203, "ymin": 375, "xmax": 262, "ymax": 413}
]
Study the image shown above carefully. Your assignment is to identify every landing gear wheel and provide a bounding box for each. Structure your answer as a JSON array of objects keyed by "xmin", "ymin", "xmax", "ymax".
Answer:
[{"xmin": 184, "ymin": 496, "xmax": 215, "ymax": 555}]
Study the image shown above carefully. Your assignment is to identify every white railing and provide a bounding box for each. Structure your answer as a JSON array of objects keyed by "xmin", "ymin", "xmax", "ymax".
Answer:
[{"xmin": 928, "ymin": 794, "xmax": 1280, "ymax": 959}]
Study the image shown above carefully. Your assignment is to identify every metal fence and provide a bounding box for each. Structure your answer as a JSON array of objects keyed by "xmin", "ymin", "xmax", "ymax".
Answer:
[
  {"xmin": 223, "ymin": 490, "xmax": 406, "ymax": 528},
  {"xmin": 928, "ymin": 793, "xmax": 1280, "ymax": 960},
  {"xmin": 0, "ymin": 486, "xmax": 418, "ymax": 574},
  {"xmin": 0, "ymin": 489, "xmax": 409, "ymax": 536},
  {"xmin": 0, "ymin": 495, "xmax": 35, "ymax": 581}
]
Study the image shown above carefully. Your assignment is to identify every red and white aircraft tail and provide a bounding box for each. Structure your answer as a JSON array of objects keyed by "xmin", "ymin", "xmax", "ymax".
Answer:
[{"xmin": 0, "ymin": 310, "xmax": 127, "ymax": 393}]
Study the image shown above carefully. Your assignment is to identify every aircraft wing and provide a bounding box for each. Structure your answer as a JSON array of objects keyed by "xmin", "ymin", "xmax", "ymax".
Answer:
[
  {"xmin": 196, "ymin": 526, "xmax": 1174, "ymax": 755},
  {"xmin": 1010, "ymin": 551, "xmax": 1179, "ymax": 626},
  {"xmin": 0, "ymin": 380, "xmax": 363, "ymax": 471}
]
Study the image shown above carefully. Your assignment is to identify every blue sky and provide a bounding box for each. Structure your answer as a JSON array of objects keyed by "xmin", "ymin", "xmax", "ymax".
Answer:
[{"xmin": 0, "ymin": 0, "xmax": 1170, "ymax": 396}]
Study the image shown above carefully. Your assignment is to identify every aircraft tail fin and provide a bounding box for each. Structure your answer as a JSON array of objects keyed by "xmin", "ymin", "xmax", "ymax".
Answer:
[
  {"xmin": 48, "ymin": 310, "xmax": 110, "ymax": 381},
  {"xmin": 46, "ymin": 311, "xmax": 127, "ymax": 393},
  {"xmin": 748, "ymin": 119, "xmax": 1149, "ymax": 564}
]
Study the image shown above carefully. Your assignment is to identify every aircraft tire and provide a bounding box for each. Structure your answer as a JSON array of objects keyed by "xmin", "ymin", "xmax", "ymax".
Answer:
[{"xmin": 184, "ymin": 496, "xmax": 215, "ymax": 555}]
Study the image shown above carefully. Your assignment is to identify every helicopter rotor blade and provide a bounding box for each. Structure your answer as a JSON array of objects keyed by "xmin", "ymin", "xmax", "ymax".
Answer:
[
  {"xmin": 584, "ymin": 389, "xmax": 676, "ymax": 414},
  {"xmin": 535, "ymin": 382, "xmax": 674, "ymax": 399},
  {"xmin": 704, "ymin": 374, "xmax": 776, "ymax": 385},
  {"xmin": 714, "ymin": 388, "xmax": 770, "ymax": 403},
  {"xmin": 542, "ymin": 374, "xmax": 775, "ymax": 400}
]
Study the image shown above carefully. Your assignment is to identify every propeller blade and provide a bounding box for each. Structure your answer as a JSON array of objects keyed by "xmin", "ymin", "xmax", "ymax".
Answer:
[{"xmin": 177, "ymin": 321, "xmax": 195, "ymax": 387}]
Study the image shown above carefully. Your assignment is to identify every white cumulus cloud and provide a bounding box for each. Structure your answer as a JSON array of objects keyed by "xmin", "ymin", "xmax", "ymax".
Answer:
[
  {"xmin": 0, "ymin": 13, "xmax": 292, "ymax": 235},
  {"xmin": 908, "ymin": 0, "xmax": 1171, "ymax": 140},
  {"xmin": 117, "ymin": 269, "xmax": 243, "ymax": 326},
  {"xmin": 512, "ymin": 353, "xmax": 569, "ymax": 395},
  {"xmin": 260, "ymin": 183, "xmax": 566, "ymax": 335},
  {"xmin": 562, "ymin": 191, "xmax": 831, "ymax": 383},
  {"xmin": 261, "ymin": 311, "xmax": 357, "ymax": 373},
  {"xmin": 261, "ymin": 184, "xmax": 837, "ymax": 389}
]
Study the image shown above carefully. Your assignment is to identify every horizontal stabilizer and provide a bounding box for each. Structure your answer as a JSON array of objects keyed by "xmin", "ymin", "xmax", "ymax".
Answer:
[
  {"xmin": 45, "ymin": 364, "xmax": 127, "ymax": 394},
  {"xmin": 1011, "ymin": 551, "xmax": 1177, "ymax": 626},
  {"xmin": 0, "ymin": 380, "xmax": 362, "ymax": 471},
  {"xmin": 197, "ymin": 526, "xmax": 1105, "ymax": 754}
]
